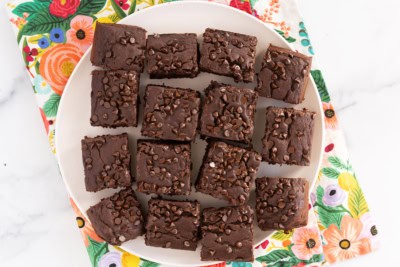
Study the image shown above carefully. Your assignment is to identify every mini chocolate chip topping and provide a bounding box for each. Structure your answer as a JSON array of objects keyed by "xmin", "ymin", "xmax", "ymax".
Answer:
[
  {"xmin": 141, "ymin": 85, "xmax": 200, "ymax": 141},
  {"xmin": 87, "ymin": 188, "xmax": 144, "ymax": 246},
  {"xmin": 200, "ymin": 28, "xmax": 257, "ymax": 82},
  {"xmin": 261, "ymin": 107, "xmax": 315, "ymax": 166},
  {"xmin": 136, "ymin": 140, "xmax": 191, "ymax": 195},
  {"xmin": 81, "ymin": 134, "xmax": 132, "ymax": 192},
  {"xmin": 256, "ymin": 44, "xmax": 312, "ymax": 104},
  {"xmin": 255, "ymin": 177, "xmax": 309, "ymax": 231},
  {"xmin": 196, "ymin": 141, "xmax": 261, "ymax": 205},
  {"xmin": 200, "ymin": 205, "xmax": 254, "ymax": 262},
  {"xmin": 200, "ymin": 81, "xmax": 258, "ymax": 143},
  {"xmin": 145, "ymin": 199, "xmax": 200, "ymax": 251}
]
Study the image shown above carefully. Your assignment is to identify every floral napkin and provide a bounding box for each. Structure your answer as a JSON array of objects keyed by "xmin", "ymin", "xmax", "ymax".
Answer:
[{"xmin": 5, "ymin": 0, "xmax": 379, "ymax": 266}]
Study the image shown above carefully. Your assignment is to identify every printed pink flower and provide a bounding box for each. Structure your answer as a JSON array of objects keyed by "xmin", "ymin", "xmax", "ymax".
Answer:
[
  {"xmin": 323, "ymin": 215, "xmax": 372, "ymax": 263},
  {"xmin": 114, "ymin": 0, "xmax": 129, "ymax": 10},
  {"xmin": 23, "ymin": 46, "xmax": 38, "ymax": 62},
  {"xmin": 49, "ymin": 0, "xmax": 81, "ymax": 18},
  {"xmin": 291, "ymin": 227, "xmax": 322, "ymax": 260},
  {"xmin": 66, "ymin": 15, "xmax": 94, "ymax": 52},
  {"xmin": 359, "ymin": 212, "xmax": 379, "ymax": 251}
]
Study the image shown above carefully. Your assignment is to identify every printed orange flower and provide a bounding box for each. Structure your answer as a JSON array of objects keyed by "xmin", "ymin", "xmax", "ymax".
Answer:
[
  {"xmin": 291, "ymin": 226, "xmax": 322, "ymax": 260},
  {"xmin": 70, "ymin": 198, "xmax": 103, "ymax": 246},
  {"xmin": 67, "ymin": 15, "xmax": 94, "ymax": 52},
  {"xmin": 323, "ymin": 102, "xmax": 338, "ymax": 129},
  {"xmin": 49, "ymin": 0, "xmax": 81, "ymax": 19},
  {"xmin": 201, "ymin": 263, "xmax": 226, "ymax": 267},
  {"xmin": 323, "ymin": 215, "xmax": 371, "ymax": 263},
  {"xmin": 39, "ymin": 43, "xmax": 83, "ymax": 95}
]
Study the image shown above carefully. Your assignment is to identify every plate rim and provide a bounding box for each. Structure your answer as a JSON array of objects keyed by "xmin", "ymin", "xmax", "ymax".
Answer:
[{"xmin": 55, "ymin": 1, "xmax": 325, "ymax": 266}]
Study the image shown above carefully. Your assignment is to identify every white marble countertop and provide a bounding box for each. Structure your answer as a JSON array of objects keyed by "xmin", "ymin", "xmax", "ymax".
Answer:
[{"xmin": 0, "ymin": 0, "xmax": 399, "ymax": 266}]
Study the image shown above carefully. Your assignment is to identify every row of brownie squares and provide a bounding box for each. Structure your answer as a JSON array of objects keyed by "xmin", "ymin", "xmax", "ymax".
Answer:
[
  {"xmin": 87, "ymin": 190, "xmax": 255, "ymax": 261},
  {"xmin": 91, "ymin": 23, "xmax": 312, "ymax": 105},
  {"xmin": 86, "ymin": 177, "xmax": 309, "ymax": 262},
  {"xmin": 90, "ymin": 79, "xmax": 315, "ymax": 165},
  {"xmin": 82, "ymin": 136, "xmax": 309, "ymax": 227}
]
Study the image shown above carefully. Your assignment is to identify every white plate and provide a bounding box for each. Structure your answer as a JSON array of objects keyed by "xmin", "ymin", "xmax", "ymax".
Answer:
[{"xmin": 56, "ymin": 2, "xmax": 324, "ymax": 266}]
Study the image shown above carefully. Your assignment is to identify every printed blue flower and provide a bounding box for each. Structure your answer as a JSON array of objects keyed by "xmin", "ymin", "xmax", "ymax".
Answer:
[
  {"xmin": 34, "ymin": 75, "xmax": 51, "ymax": 95},
  {"xmin": 38, "ymin": 37, "xmax": 50, "ymax": 49},
  {"xmin": 49, "ymin": 28, "xmax": 64, "ymax": 43}
]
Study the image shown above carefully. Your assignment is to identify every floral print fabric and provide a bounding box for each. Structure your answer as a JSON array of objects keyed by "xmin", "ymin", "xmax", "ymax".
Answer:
[{"xmin": 6, "ymin": 0, "xmax": 378, "ymax": 266}]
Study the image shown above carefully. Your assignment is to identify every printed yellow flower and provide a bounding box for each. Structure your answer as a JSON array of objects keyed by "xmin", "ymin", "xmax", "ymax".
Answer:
[
  {"xmin": 338, "ymin": 172, "xmax": 358, "ymax": 191},
  {"xmin": 122, "ymin": 252, "xmax": 140, "ymax": 267}
]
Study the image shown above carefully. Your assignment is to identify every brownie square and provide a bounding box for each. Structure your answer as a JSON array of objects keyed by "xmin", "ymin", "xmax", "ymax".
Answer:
[
  {"xmin": 256, "ymin": 45, "xmax": 312, "ymax": 104},
  {"xmin": 255, "ymin": 177, "xmax": 309, "ymax": 231},
  {"xmin": 91, "ymin": 23, "xmax": 146, "ymax": 72},
  {"xmin": 141, "ymin": 85, "xmax": 200, "ymax": 141},
  {"xmin": 199, "ymin": 81, "xmax": 258, "ymax": 143},
  {"xmin": 81, "ymin": 134, "xmax": 132, "ymax": 192},
  {"xmin": 136, "ymin": 140, "xmax": 191, "ymax": 195},
  {"xmin": 146, "ymin": 33, "xmax": 199, "ymax": 79},
  {"xmin": 145, "ymin": 199, "xmax": 200, "ymax": 251},
  {"xmin": 199, "ymin": 28, "xmax": 257, "ymax": 83},
  {"xmin": 87, "ymin": 188, "xmax": 144, "ymax": 245},
  {"xmin": 201, "ymin": 205, "xmax": 254, "ymax": 262},
  {"xmin": 261, "ymin": 107, "xmax": 315, "ymax": 166},
  {"xmin": 90, "ymin": 70, "xmax": 139, "ymax": 127},
  {"xmin": 196, "ymin": 141, "xmax": 261, "ymax": 205}
]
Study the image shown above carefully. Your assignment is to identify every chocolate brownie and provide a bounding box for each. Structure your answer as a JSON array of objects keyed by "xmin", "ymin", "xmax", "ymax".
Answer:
[
  {"xmin": 256, "ymin": 45, "xmax": 312, "ymax": 104},
  {"xmin": 81, "ymin": 134, "xmax": 132, "ymax": 192},
  {"xmin": 261, "ymin": 107, "xmax": 315, "ymax": 166},
  {"xmin": 199, "ymin": 81, "xmax": 258, "ymax": 143},
  {"xmin": 201, "ymin": 205, "xmax": 254, "ymax": 262},
  {"xmin": 90, "ymin": 70, "xmax": 139, "ymax": 127},
  {"xmin": 146, "ymin": 33, "xmax": 199, "ymax": 78},
  {"xmin": 255, "ymin": 177, "xmax": 309, "ymax": 231},
  {"xmin": 196, "ymin": 141, "xmax": 261, "ymax": 205},
  {"xmin": 141, "ymin": 85, "xmax": 200, "ymax": 141},
  {"xmin": 91, "ymin": 23, "xmax": 146, "ymax": 72},
  {"xmin": 200, "ymin": 28, "xmax": 257, "ymax": 82},
  {"xmin": 136, "ymin": 140, "xmax": 191, "ymax": 195},
  {"xmin": 87, "ymin": 188, "xmax": 144, "ymax": 245},
  {"xmin": 145, "ymin": 199, "xmax": 200, "ymax": 251}
]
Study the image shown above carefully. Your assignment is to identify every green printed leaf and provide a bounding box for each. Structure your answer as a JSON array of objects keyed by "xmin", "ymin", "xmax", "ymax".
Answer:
[
  {"xmin": 140, "ymin": 259, "xmax": 160, "ymax": 267},
  {"xmin": 18, "ymin": 10, "xmax": 71, "ymax": 43},
  {"xmin": 77, "ymin": 0, "xmax": 107, "ymax": 16},
  {"xmin": 110, "ymin": 0, "xmax": 127, "ymax": 19},
  {"xmin": 348, "ymin": 184, "xmax": 369, "ymax": 219},
  {"xmin": 249, "ymin": 0, "xmax": 259, "ymax": 9},
  {"xmin": 22, "ymin": 37, "xmax": 29, "ymax": 67},
  {"xmin": 275, "ymin": 29, "xmax": 296, "ymax": 43},
  {"xmin": 322, "ymin": 167, "xmax": 340, "ymax": 179},
  {"xmin": 302, "ymin": 253, "xmax": 324, "ymax": 264},
  {"xmin": 128, "ymin": 0, "xmax": 137, "ymax": 15},
  {"xmin": 328, "ymin": 156, "xmax": 348, "ymax": 170},
  {"xmin": 108, "ymin": 13, "xmax": 121, "ymax": 23},
  {"xmin": 86, "ymin": 236, "xmax": 109, "ymax": 267},
  {"xmin": 311, "ymin": 70, "xmax": 330, "ymax": 103},
  {"xmin": 256, "ymin": 249, "xmax": 299, "ymax": 266},
  {"xmin": 12, "ymin": 2, "xmax": 49, "ymax": 18},
  {"xmin": 35, "ymin": 61, "xmax": 40, "ymax": 74},
  {"xmin": 43, "ymin": 93, "xmax": 61, "ymax": 117},
  {"xmin": 315, "ymin": 186, "xmax": 344, "ymax": 228},
  {"xmin": 271, "ymin": 230, "xmax": 294, "ymax": 241}
]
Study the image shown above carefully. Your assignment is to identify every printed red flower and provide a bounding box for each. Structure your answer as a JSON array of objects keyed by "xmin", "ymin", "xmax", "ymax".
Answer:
[
  {"xmin": 114, "ymin": 0, "xmax": 129, "ymax": 10},
  {"xmin": 255, "ymin": 239, "xmax": 269, "ymax": 249},
  {"xmin": 23, "ymin": 46, "xmax": 38, "ymax": 62},
  {"xmin": 39, "ymin": 108, "xmax": 49, "ymax": 134},
  {"xmin": 229, "ymin": 0, "xmax": 252, "ymax": 15},
  {"xmin": 49, "ymin": 0, "xmax": 81, "ymax": 19}
]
